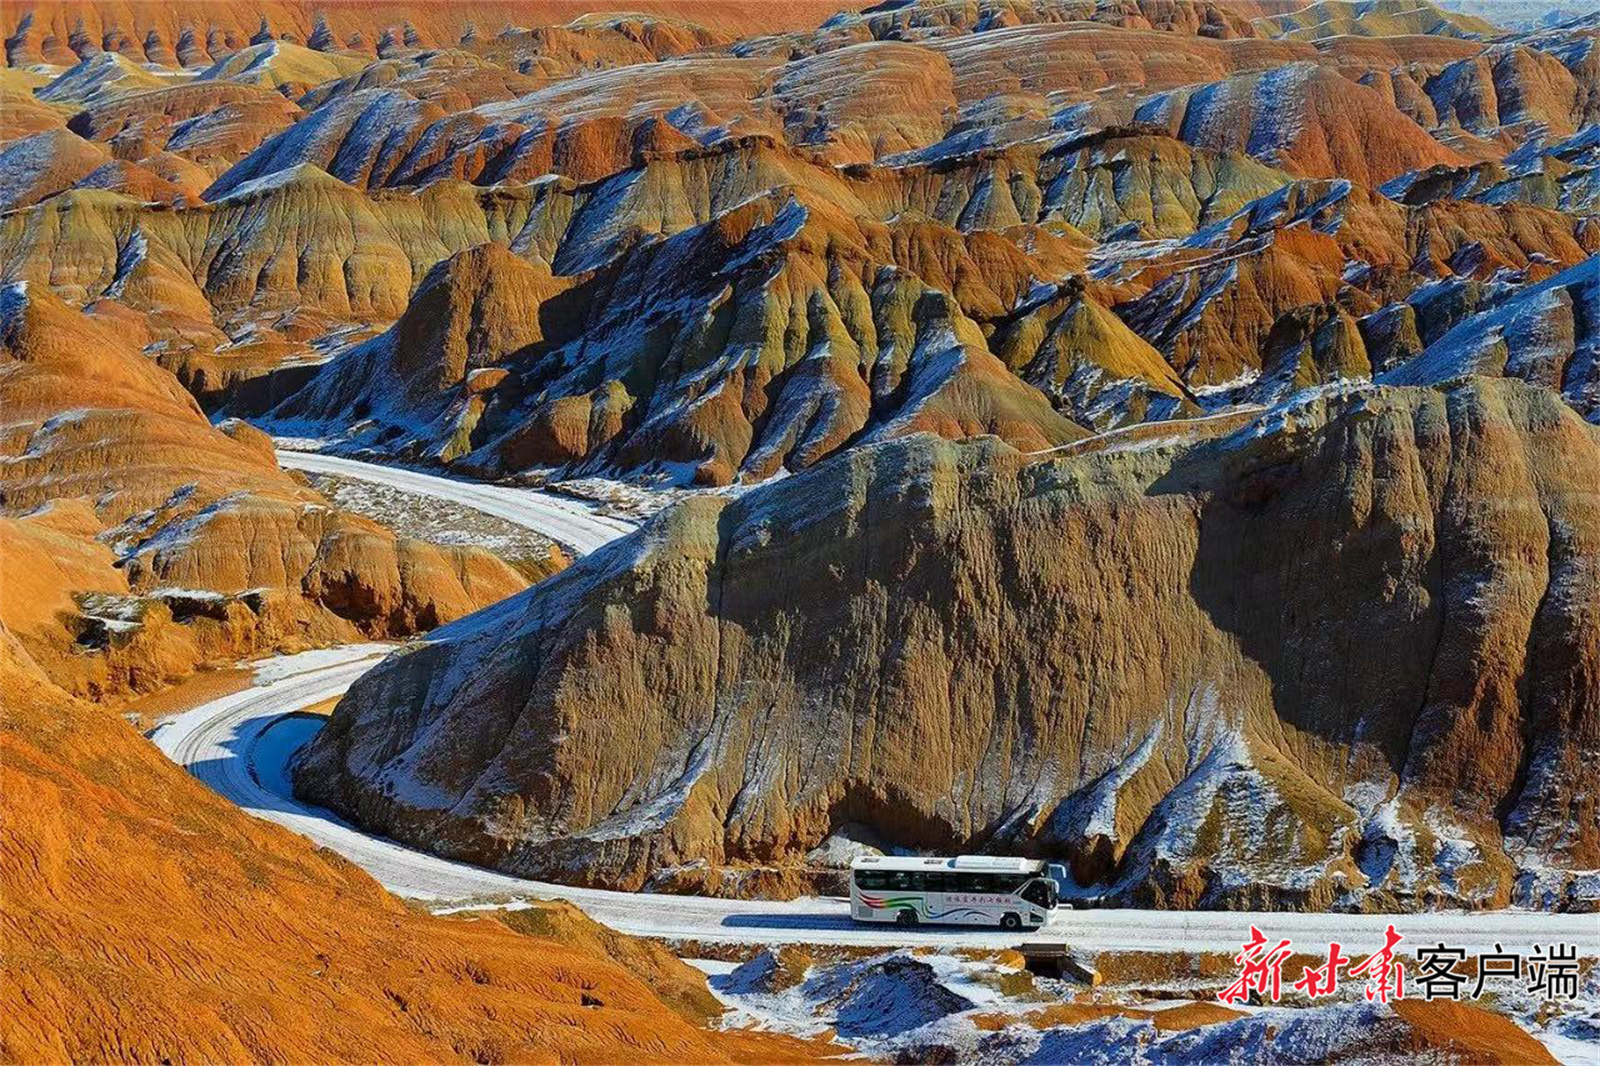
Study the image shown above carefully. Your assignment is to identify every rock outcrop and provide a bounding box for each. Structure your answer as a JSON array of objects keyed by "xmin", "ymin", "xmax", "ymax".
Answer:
[
  {"xmin": 272, "ymin": 190, "xmax": 1089, "ymax": 485},
  {"xmin": 297, "ymin": 377, "xmax": 1600, "ymax": 910},
  {"xmin": 0, "ymin": 283, "xmax": 530, "ymax": 699}
]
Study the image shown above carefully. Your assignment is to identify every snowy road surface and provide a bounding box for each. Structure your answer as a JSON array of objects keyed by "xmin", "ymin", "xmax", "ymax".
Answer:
[
  {"xmin": 153, "ymin": 646, "xmax": 1600, "ymax": 954},
  {"xmin": 276, "ymin": 449, "xmax": 635, "ymax": 554},
  {"xmin": 153, "ymin": 450, "xmax": 1599, "ymax": 953}
]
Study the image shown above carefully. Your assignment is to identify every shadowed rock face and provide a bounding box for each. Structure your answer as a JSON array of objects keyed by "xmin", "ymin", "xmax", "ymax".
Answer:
[{"xmin": 297, "ymin": 377, "xmax": 1599, "ymax": 910}]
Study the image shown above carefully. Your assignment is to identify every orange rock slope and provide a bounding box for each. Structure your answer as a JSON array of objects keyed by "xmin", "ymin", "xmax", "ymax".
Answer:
[
  {"xmin": 0, "ymin": 631, "xmax": 830, "ymax": 1065},
  {"xmin": 0, "ymin": 282, "xmax": 535, "ymax": 700},
  {"xmin": 1, "ymin": 1, "xmax": 860, "ymax": 66}
]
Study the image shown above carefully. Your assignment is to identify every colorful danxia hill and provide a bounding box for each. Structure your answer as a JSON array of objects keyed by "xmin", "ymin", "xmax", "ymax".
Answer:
[{"xmin": 1, "ymin": 1, "xmax": 1597, "ymax": 1064}]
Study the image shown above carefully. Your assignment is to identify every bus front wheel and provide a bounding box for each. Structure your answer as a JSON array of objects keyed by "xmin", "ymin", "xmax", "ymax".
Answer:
[
  {"xmin": 1000, "ymin": 913, "xmax": 1022, "ymax": 931},
  {"xmin": 896, "ymin": 909, "xmax": 919, "ymax": 927}
]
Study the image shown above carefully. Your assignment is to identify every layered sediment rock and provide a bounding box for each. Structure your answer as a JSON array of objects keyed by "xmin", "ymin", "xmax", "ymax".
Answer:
[
  {"xmin": 272, "ymin": 191, "xmax": 1090, "ymax": 485},
  {"xmin": 298, "ymin": 377, "xmax": 1600, "ymax": 910},
  {"xmin": 0, "ymin": 284, "xmax": 531, "ymax": 699},
  {"xmin": 261, "ymin": 156, "xmax": 1593, "ymax": 483}
]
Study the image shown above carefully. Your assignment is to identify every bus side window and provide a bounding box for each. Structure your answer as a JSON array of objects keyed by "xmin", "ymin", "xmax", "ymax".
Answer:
[
  {"xmin": 956, "ymin": 873, "xmax": 991, "ymax": 893},
  {"xmin": 925, "ymin": 872, "xmax": 948, "ymax": 893},
  {"xmin": 887, "ymin": 870, "xmax": 923, "ymax": 891},
  {"xmin": 856, "ymin": 870, "xmax": 887, "ymax": 890}
]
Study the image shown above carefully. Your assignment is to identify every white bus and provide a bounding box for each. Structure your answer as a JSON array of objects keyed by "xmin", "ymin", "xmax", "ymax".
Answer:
[{"xmin": 849, "ymin": 854, "xmax": 1062, "ymax": 930}]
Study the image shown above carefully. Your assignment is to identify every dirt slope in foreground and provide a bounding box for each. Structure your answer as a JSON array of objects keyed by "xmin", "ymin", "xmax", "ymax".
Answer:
[{"xmin": 0, "ymin": 631, "xmax": 829, "ymax": 1065}]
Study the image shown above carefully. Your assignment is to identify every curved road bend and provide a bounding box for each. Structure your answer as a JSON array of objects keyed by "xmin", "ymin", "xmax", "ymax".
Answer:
[
  {"xmin": 155, "ymin": 453, "xmax": 1599, "ymax": 953},
  {"xmin": 151, "ymin": 659, "xmax": 1600, "ymax": 952},
  {"xmin": 275, "ymin": 449, "xmax": 635, "ymax": 555}
]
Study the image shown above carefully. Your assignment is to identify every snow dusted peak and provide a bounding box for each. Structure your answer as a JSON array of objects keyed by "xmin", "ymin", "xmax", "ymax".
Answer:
[
  {"xmin": 721, "ymin": 192, "xmax": 811, "ymax": 272},
  {"xmin": 1181, "ymin": 177, "xmax": 1355, "ymax": 252},
  {"xmin": 105, "ymin": 229, "xmax": 150, "ymax": 300},
  {"xmin": 193, "ymin": 37, "xmax": 365, "ymax": 90},
  {"xmin": 35, "ymin": 50, "xmax": 165, "ymax": 105},
  {"xmin": 1244, "ymin": 62, "xmax": 1316, "ymax": 159},
  {"xmin": 208, "ymin": 162, "xmax": 347, "ymax": 205},
  {"xmin": 766, "ymin": 193, "xmax": 810, "ymax": 243},
  {"xmin": 1381, "ymin": 254, "xmax": 1600, "ymax": 420},
  {"xmin": 201, "ymin": 86, "xmax": 421, "ymax": 201},
  {"xmin": 0, "ymin": 280, "xmax": 31, "ymax": 334},
  {"xmin": 1137, "ymin": 61, "xmax": 1464, "ymax": 186},
  {"xmin": 192, "ymin": 41, "xmax": 276, "ymax": 83}
]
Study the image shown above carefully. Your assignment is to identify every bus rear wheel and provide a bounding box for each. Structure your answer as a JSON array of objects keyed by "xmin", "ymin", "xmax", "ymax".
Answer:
[
  {"xmin": 1000, "ymin": 913, "xmax": 1022, "ymax": 931},
  {"xmin": 896, "ymin": 909, "xmax": 919, "ymax": 927}
]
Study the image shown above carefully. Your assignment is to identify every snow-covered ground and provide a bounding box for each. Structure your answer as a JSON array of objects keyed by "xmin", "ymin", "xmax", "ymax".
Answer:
[
  {"xmin": 275, "ymin": 449, "xmax": 635, "ymax": 554},
  {"xmin": 300, "ymin": 469, "xmax": 560, "ymax": 561},
  {"xmin": 686, "ymin": 944, "xmax": 1600, "ymax": 1065},
  {"xmin": 152, "ymin": 645, "xmax": 1600, "ymax": 958}
]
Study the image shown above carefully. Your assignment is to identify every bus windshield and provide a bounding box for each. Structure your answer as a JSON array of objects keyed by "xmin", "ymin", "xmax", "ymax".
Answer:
[{"xmin": 1020, "ymin": 877, "xmax": 1058, "ymax": 909}]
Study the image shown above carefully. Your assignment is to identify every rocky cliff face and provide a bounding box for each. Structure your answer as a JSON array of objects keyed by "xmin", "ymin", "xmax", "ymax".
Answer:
[{"xmin": 297, "ymin": 377, "xmax": 1599, "ymax": 910}]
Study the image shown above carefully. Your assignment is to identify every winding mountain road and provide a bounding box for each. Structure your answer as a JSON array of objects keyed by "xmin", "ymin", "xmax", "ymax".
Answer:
[
  {"xmin": 276, "ymin": 449, "xmax": 635, "ymax": 554},
  {"xmin": 153, "ymin": 452, "xmax": 1600, "ymax": 955}
]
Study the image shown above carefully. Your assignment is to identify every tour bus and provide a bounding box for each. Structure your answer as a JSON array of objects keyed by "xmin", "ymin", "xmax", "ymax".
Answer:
[{"xmin": 849, "ymin": 854, "xmax": 1063, "ymax": 929}]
